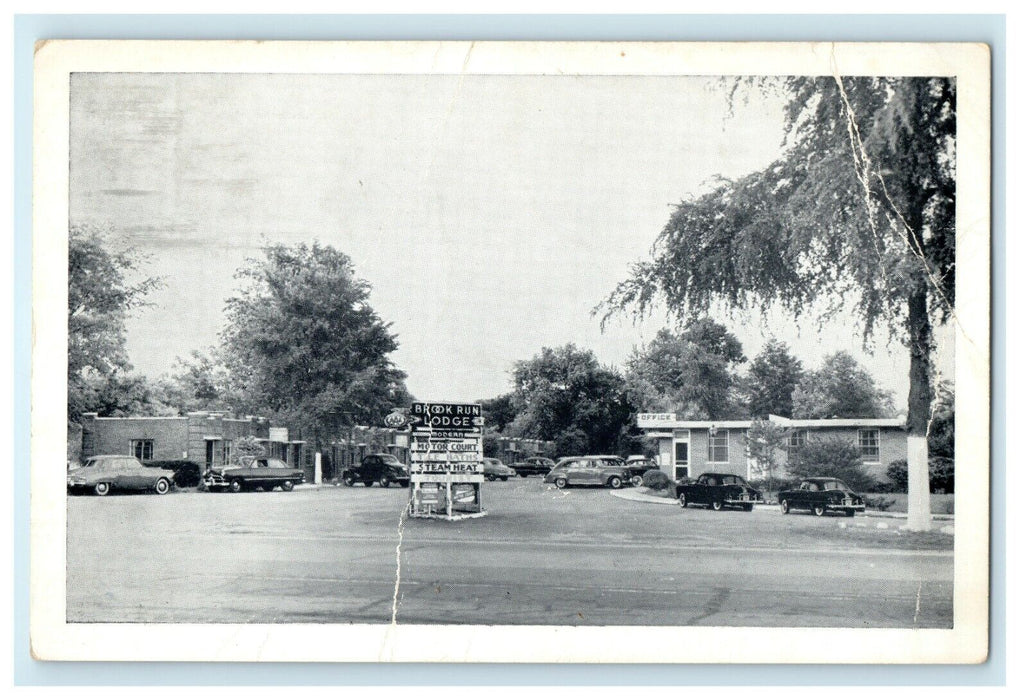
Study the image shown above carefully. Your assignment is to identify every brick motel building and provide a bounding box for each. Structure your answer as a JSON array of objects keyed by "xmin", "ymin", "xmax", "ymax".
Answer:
[
  {"xmin": 636, "ymin": 413, "xmax": 907, "ymax": 483},
  {"xmin": 74, "ymin": 411, "xmax": 420, "ymax": 484},
  {"xmin": 75, "ymin": 411, "xmax": 311, "ymax": 480}
]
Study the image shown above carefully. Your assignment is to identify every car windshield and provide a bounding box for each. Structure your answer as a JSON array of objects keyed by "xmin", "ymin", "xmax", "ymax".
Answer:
[
  {"xmin": 822, "ymin": 480, "xmax": 848, "ymax": 491},
  {"xmin": 380, "ymin": 455, "xmax": 402, "ymax": 465}
]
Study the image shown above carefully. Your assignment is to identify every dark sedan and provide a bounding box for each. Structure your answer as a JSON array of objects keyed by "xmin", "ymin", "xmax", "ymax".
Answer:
[
  {"xmin": 778, "ymin": 477, "xmax": 866, "ymax": 517},
  {"xmin": 509, "ymin": 456, "xmax": 556, "ymax": 477},
  {"xmin": 342, "ymin": 453, "xmax": 410, "ymax": 488},
  {"xmin": 624, "ymin": 456, "xmax": 660, "ymax": 487},
  {"xmin": 676, "ymin": 472, "xmax": 761, "ymax": 511},
  {"xmin": 204, "ymin": 456, "xmax": 306, "ymax": 493}
]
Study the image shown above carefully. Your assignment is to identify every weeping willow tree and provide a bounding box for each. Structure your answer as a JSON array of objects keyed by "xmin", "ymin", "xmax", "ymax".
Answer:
[{"xmin": 600, "ymin": 77, "xmax": 955, "ymax": 531}]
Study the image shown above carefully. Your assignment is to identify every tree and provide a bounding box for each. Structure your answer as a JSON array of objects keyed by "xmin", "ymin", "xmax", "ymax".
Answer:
[
  {"xmin": 67, "ymin": 224, "xmax": 162, "ymax": 422},
  {"xmin": 745, "ymin": 419, "xmax": 789, "ymax": 494},
  {"xmin": 600, "ymin": 77, "xmax": 954, "ymax": 530},
  {"xmin": 80, "ymin": 372, "xmax": 179, "ymax": 418},
  {"xmin": 221, "ymin": 242, "xmax": 411, "ymax": 444},
  {"xmin": 928, "ymin": 380, "xmax": 954, "ymax": 460},
  {"xmin": 234, "ymin": 435, "xmax": 266, "ymax": 460},
  {"xmin": 624, "ymin": 318, "xmax": 747, "ymax": 419},
  {"xmin": 155, "ymin": 349, "xmax": 240, "ymax": 414},
  {"xmin": 743, "ymin": 339, "xmax": 804, "ymax": 418},
  {"xmin": 791, "ymin": 351, "xmax": 896, "ymax": 419},
  {"xmin": 507, "ymin": 344, "xmax": 631, "ymax": 454},
  {"xmin": 480, "ymin": 392, "xmax": 520, "ymax": 433}
]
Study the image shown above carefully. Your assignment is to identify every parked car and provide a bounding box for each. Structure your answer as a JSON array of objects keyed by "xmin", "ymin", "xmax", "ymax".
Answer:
[
  {"xmin": 676, "ymin": 472, "xmax": 761, "ymax": 511},
  {"xmin": 777, "ymin": 477, "xmax": 866, "ymax": 517},
  {"xmin": 144, "ymin": 459, "xmax": 203, "ymax": 488},
  {"xmin": 509, "ymin": 456, "xmax": 556, "ymax": 477},
  {"xmin": 624, "ymin": 455, "xmax": 660, "ymax": 487},
  {"xmin": 483, "ymin": 457, "xmax": 516, "ymax": 481},
  {"xmin": 342, "ymin": 453, "xmax": 410, "ymax": 488},
  {"xmin": 543, "ymin": 456, "xmax": 631, "ymax": 489},
  {"xmin": 204, "ymin": 456, "xmax": 306, "ymax": 493},
  {"xmin": 67, "ymin": 455, "xmax": 177, "ymax": 496}
]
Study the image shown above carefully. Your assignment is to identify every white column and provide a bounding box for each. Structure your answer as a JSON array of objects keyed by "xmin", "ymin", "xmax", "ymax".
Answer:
[
  {"xmin": 905, "ymin": 435, "xmax": 932, "ymax": 531},
  {"xmin": 314, "ymin": 452, "xmax": 322, "ymax": 485}
]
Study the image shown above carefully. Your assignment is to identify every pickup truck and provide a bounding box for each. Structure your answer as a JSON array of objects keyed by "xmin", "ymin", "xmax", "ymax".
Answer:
[{"xmin": 204, "ymin": 456, "xmax": 306, "ymax": 493}]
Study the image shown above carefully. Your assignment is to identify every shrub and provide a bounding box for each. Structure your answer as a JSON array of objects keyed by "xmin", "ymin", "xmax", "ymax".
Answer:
[
  {"xmin": 144, "ymin": 460, "xmax": 202, "ymax": 488},
  {"xmin": 788, "ymin": 437, "xmax": 876, "ymax": 492},
  {"xmin": 883, "ymin": 457, "xmax": 955, "ymax": 494},
  {"xmin": 886, "ymin": 459, "xmax": 909, "ymax": 490},
  {"xmin": 863, "ymin": 495, "xmax": 897, "ymax": 512},
  {"xmin": 641, "ymin": 469, "xmax": 672, "ymax": 489}
]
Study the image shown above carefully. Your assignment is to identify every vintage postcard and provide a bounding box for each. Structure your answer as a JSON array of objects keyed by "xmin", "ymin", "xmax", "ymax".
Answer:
[{"xmin": 31, "ymin": 40, "xmax": 990, "ymax": 663}]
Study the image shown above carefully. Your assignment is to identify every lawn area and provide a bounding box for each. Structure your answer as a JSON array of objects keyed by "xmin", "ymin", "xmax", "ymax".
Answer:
[{"xmin": 865, "ymin": 492, "xmax": 955, "ymax": 515}]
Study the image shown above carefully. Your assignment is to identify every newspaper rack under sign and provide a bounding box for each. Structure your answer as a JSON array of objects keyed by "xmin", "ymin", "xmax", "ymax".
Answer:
[{"xmin": 406, "ymin": 401, "xmax": 486, "ymax": 520}]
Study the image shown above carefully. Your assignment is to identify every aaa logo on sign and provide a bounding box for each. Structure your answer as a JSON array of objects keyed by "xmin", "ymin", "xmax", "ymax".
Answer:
[{"xmin": 384, "ymin": 410, "xmax": 408, "ymax": 428}]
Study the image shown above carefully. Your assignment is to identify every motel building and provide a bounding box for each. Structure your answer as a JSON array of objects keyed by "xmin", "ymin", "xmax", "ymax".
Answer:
[
  {"xmin": 77, "ymin": 411, "xmax": 310, "ymax": 480},
  {"xmin": 636, "ymin": 412, "xmax": 907, "ymax": 484}
]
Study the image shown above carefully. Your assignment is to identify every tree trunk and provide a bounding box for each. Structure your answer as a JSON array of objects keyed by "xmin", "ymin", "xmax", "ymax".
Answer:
[{"xmin": 906, "ymin": 281, "xmax": 933, "ymax": 531}]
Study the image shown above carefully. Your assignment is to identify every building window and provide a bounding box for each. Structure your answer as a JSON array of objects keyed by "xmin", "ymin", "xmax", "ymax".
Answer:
[
  {"xmin": 858, "ymin": 429, "xmax": 881, "ymax": 463},
  {"xmin": 222, "ymin": 440, "xmax": 233, "ymax": 465},
  {"xmin": 674, "ymin": 441, "xmax": 690, "ymax": 479},
  {"xmin": 131, "ymin": 439, "xmax": 153, "ymax": 461},
  {"xmin": 787, "ymin": 430, "xmax": 808, "ymax": 460},
  {"xmin": 708, "ymin": 430, "xmax": 729, "ymax": 463}
]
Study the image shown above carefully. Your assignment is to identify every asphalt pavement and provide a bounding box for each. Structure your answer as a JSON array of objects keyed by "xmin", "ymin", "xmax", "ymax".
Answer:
[{"xmin": 66, "ymin": 479, "xmax": 953, "ymax": 627}]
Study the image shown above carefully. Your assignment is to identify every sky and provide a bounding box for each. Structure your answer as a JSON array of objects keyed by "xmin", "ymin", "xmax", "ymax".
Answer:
[{"xmin": 69, "ymin": 72, "xmax": 948, "ymax": 408}]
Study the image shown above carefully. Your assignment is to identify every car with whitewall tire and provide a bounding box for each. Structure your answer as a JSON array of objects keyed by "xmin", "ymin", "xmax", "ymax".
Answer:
[
  {"xmin": 543, "ymin": 456, "xmax": 631, "ymax": 489},
  {"xmin": 68, "ymin": 455, "xmax": 177, "ymax": 496},
  {"xmin": 204, "ymin": 456, "xmax": 306, "ymax": 493}
]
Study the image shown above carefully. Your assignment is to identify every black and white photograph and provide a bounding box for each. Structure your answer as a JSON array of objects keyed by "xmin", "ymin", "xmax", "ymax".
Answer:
[{"xmin": 30, "ymin": 40, "xmax": 991, "ymax": 663}]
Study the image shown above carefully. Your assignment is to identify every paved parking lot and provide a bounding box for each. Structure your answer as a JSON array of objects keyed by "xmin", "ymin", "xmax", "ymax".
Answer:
[{"xmin": 66, "ymin": 478, "xmax": 954, "ymax": 627}]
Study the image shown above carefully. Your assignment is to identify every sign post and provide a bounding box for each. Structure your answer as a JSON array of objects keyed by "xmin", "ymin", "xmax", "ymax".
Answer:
[{"xmin": 405, "ymin": 402, "xmax": 486, "ymax": 520}]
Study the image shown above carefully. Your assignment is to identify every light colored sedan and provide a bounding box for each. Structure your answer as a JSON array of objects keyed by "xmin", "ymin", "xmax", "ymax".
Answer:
[
  {"xmin": 483, "ymin": 457, "xmax": 516, "ymax": 481},
  {"xmin": 67, "ymin": 455, "xmax": 176, "ymax": 496},
  {"xmin": 543, "ymin": 456, "xmax": 631, "ymax": 489}
]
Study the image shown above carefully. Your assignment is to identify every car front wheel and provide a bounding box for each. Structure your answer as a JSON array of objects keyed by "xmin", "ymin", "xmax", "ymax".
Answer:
[
  {"xmin": 813, "ymin": 504, "xmax": 827, "ymax": 517},
  {"xmin": 281, "ymin": 480, "xmax": 294, "ymax": 492},
  {"xmin": 630, "ymin": 475, "xmax": 643, "ymax": 487},
  {"xmin": 711, "ymin": 499, "xmax": 724, "ymax": 511},
  {"xmin": 500, "ymin": 476, "xmax": 509, "ymax": 481},
  {"xmin": 153, "ymin": 478, "xmax": 171, "ymax": 495},
  {"xmin": 342, "ymin": 475, "xmax": 355, "ymax": 487},
  {"xmin": 94, "ymin": 482, "xmax": 111, "ymax": 496},
  {"xmin": 678, "ymin": 493, "xmax": 688, "ymax": 508},
  {"xmin": 379, "ymin": 476, "xmax": 390, "ymax": 488},
  {"xmin": 780, "ymin": 499, "xmax": 790, "ymax": 514},
  {"xmin": 554, "ymin": 477, "xmax": 568, "ymax": 489},
  {"xmin": 229, "ymin": 478, "xmax": 244, "ymax": 493},
  {"xmin": 608, "ymin": 476, "xmax": 623, "ymax": 489},
  {"xmin": 486, "ymin": 475, "xmax": 496, "ymax": 481}
]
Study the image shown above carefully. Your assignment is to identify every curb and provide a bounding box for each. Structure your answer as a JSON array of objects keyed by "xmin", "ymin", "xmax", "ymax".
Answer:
[
  {"xmin": 611, "ymin": 488, "xmax": 955, "ymax": 520},
  {"xmin": 610, "ymin": 488, "xmax": 678, "ymax": 505}
]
